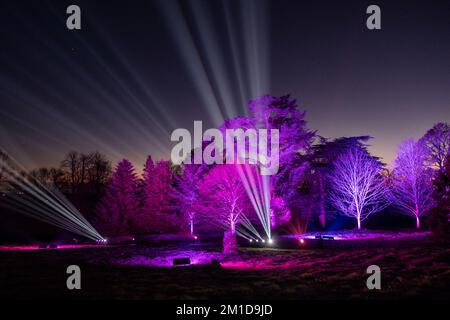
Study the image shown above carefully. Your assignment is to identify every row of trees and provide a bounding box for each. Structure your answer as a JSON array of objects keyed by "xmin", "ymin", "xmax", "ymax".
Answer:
[
  {"xmin": 2, "ymin": 95, "xmax": 448, "ymax": 244},
  {"xmin": 93, "ymin": 95, "xmax": 449, "ymax": 246}
]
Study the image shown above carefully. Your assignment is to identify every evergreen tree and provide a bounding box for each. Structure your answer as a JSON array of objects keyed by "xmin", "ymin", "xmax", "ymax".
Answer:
[
  {"xmin": 429, "ymin": 155, "xmax": 450, "ymax": 241},
  {"xmin": 140, "ymin": 159, "xmax": 177, "ymax": 233},
  {"xmin": 96, "ymin": 159, "xmax": 138, "ymax": 236}
]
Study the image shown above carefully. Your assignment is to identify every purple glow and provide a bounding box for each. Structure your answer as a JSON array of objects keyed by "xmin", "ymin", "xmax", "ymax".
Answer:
[{"xmin": 0, "ymin": 244, "xmax": 108, "ymax": 251}]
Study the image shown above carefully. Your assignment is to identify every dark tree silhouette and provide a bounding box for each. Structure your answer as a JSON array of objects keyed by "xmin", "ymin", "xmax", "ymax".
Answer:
[{"xmin": 420, "ymin": 122, "xmax": 450, "ymax": 173}]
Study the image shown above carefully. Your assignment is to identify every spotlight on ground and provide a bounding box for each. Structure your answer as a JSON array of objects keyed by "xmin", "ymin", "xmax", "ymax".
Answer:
[
  {"xmin": 249, "ymin": 239, "xmax": 253, "ymax": 243},
  {"xmin": 299, "ymin": 239, "xmax": 305, "ymax": 245},
  {"xmin": 173, "ymin": 257, "xmax": 191, "ymax": 266},
  {"xmin": 96, "ymin": 238, "xmax": 108, "ymax": 244},
  {"xmin": 268, "ymin": 239, "xmax": 273, "ymax": 244},
  {"xmin": 193, "ymin": 235, "xmax": 198, "ymax": 240},
  {"xmin": 262, "ymin": 239, "xmax": 266, "ymax": 243}
]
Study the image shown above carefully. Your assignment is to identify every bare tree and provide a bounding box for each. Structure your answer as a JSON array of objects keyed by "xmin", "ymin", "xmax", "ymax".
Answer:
[
  {"xmin": 61, "ymin": 151, "xmax": 80, "ymax": 193},
  {"xmin": 87, "ymin": 152, "xmax": 112, "ymax": 193},
  {"xmin": 329, "ymin": 147, "xmax": 389, "ymax": 229},
  {"xmin": 390, "ymin": 139, "xmax": 435, "ymax": 228}
]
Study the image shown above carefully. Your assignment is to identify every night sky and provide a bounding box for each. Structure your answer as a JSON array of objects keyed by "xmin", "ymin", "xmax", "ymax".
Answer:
[{"xmin": 1, "ymin": 0, "xmax": 449, "ymax": 170}]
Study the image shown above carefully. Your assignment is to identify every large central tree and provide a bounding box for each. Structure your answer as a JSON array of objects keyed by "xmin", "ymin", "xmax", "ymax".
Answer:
[
  {"xmin": 223, "ymin": 95, "xmax": 314, "ymax": 229},
  {"xmin": 196, "ymin": 164, "xmax": 250, "ymax": 252}
]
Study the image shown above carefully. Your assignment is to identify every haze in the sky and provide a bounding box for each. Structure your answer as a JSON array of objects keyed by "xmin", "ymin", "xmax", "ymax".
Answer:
[{"xmin": 1, "ymin": 0, "xmax": 449, "ymax": 169}]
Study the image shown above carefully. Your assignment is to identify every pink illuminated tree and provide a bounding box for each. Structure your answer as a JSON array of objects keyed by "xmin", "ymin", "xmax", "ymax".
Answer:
[
  {"xmin": 329, "ymin": 148, "xmax": 389, "ymax": 229},
  {"xmin": 196, "ymin": 165, "xmax": 249, "ymax": 252},
  {"xmin": 390, "ymin": 139, "xmax": 435, "ymax": 228},
  {"xmin": 96, "ymin": 159, "xmax": 139, "ymax": 236}
]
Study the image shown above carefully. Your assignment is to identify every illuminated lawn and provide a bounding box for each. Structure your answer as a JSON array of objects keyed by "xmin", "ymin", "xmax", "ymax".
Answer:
[{"xmin": 1, "ymin": 238, "xmax": 449, "ymax": 299}]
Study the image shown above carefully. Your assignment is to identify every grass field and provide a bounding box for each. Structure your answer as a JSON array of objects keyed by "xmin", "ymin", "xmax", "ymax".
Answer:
[{"xmin": 0, "ymin": 235, "xmax": 449, "ymax": 300}]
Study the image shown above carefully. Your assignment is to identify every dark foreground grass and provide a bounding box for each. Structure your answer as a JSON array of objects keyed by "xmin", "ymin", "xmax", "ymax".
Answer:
[{"xmin": 0, "ymin": 241, "xmax": 449, "ymax": 300}]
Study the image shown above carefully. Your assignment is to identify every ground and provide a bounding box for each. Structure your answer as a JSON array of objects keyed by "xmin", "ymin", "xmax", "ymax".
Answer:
[{"xmin": 0, "ymin": 231, "xmax": 449, "ymax": 299}]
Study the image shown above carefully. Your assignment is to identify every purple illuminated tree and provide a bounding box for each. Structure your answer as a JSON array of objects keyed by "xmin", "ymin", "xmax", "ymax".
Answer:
[
  {"xmin": 96, "ymin": 159, "xmax": 138, "ymax": 236},
  {"xmin": 196, "ymin": 165, "xmax": 249, "ymax": 252},
  {"xmin": 420, "ymin": 122, "xmax": 450, "ymax": 173},
  {"xmin": 304, "ymin": 135, "xmax": 374, "ymax": 228},
  {"xmin": 390, "ymin": 139, "xmax": 435, "ymax": 228},
  {"xmin": 329, "ymin": 147, "xmax": 389, "ymax": 229},
  {"xmin": 223, "ymin": 95, "xmax": 314, "ymax": 229},
  {"xmin": 171, "ymin": 164, "xmax": 201, "ymax": 235}
]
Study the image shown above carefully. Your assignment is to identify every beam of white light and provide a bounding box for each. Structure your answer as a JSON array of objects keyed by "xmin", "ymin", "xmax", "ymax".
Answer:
[
  {"xmin": 236, "ymin": 165, "xmax": 271, "ymax": 239},
  {"xmin": 5, "ymin": 172, "xmax": 102, "ymax": 240},
  {"xmin": 262, "ymin": 174, "xmax": 272, "ymax": 239},
  {"xmin": 1, "ymin": 153, "xmax": 103, "ymax": 240},
  {"xmin": 239, "ymin": 214, "xmax": 263, "ymax": 241},
  {"xmin": 157, "ymin": 0, "xmax": 226, "ymax": 126},
  {"xmin": 0, "ymin": 76, "xmax": 142, "ymax": 161},
  {"xmin": 223, "ymin": 0, "xmax": 250, "ymax": 115},
  {"xmin": 243, "ymin": 166, "xmax": 270, "ymax": 235},
  {"xmin": 1, "ymin": 13, "xmax": 171, "ymax": 162},
  {"xmin": 187, "ymin": 1, "xmax": 240, "ymax": 120},
  {"xmin": 241, "ymin": 0, "xmax": 271, "ymax": 98},
  {"xmin": 237, "ymin": 166, "xmax": 265, "ymax": 221}
]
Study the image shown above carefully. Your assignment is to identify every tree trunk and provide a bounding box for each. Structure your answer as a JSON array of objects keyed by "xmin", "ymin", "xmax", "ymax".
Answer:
[
  {"xmin": 357, "ymin": 215, "xmax": 361, "ymax": 229},
  {"xmin": 416, "ymin": 216, "xmax": 420, "ymax": 229},
  {"xmin": 190, "ymin": 218, "xmax": 194, "ymax": 235},
  {"xmin": 223, "ymin": 230, "xmax": 238, "ymax": 254},
  {"xmin": 319, "ymin": 173, "xmax": 326, "ymax": 228}
]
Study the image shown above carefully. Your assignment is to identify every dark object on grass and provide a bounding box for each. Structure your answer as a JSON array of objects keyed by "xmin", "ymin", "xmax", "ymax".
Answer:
[
  {"xmin": 38, "ymin": 244, "xmax": 47, "ymax": 249},
  {"xmin": 322, "ymin": 235, "xmax": 335, "ymax": 240},
  {"xmin": 173, "ymin": 257, "xmax": 191, "ymax": 266},
  {"xmin": 211, "ymin": 258, "xmax": 221, "ymax": 268},
  {"xmin": 48, "ymin": 244, "xmax": 58, "ymax": 249}
]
